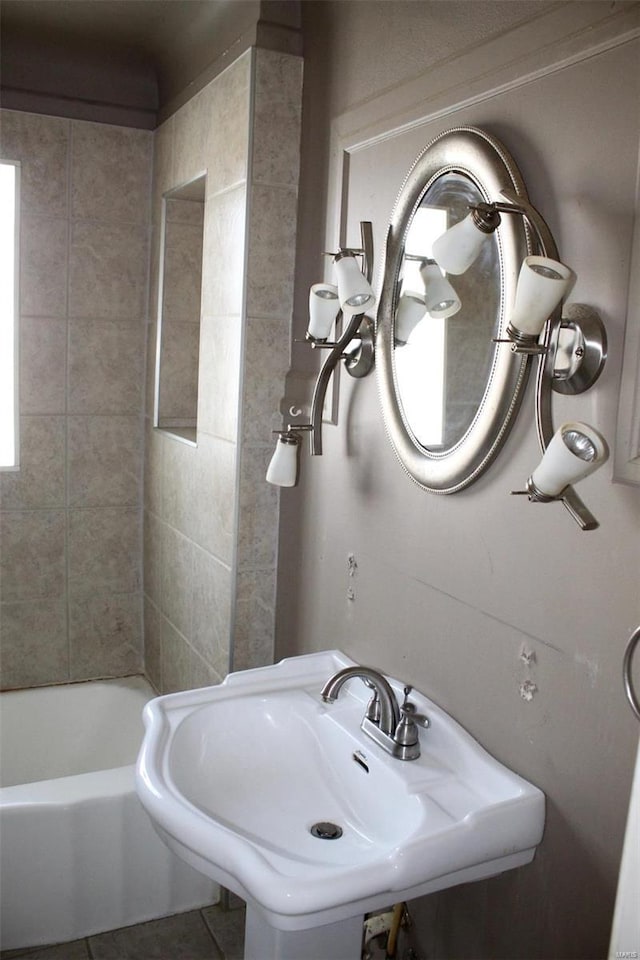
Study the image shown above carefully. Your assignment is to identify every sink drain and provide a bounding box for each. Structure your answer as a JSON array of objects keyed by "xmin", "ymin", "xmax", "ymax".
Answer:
[{"xmin": 310, "ymin": 821, "xmax": 343, "ymax": 840}]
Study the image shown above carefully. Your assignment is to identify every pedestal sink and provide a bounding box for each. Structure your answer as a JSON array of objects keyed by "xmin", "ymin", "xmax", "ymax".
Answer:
[{"xmin": 136, "ymin": 651, "xmax": 545, "ymax": 959}]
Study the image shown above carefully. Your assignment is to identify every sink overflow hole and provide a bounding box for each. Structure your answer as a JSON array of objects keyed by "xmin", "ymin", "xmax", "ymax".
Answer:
[
  {"xmin": 353, "ymin": 751, "xmax": 369, "ymax": 773},
  {"xmin": 310, "ymin": 821, "xmax": 343, "ymax": 840}
]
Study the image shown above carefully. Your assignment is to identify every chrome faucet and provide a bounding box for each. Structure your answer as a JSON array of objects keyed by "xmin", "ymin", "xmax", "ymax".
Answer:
[{"xmin": 320, "ymin": 666, "xmax": 428, "ymax": 761}]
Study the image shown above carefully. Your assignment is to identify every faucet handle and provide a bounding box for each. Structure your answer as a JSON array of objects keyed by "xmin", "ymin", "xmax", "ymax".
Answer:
[{"xmin": 400, "ymin": 686, "xmax": 430, "ymax": 729}]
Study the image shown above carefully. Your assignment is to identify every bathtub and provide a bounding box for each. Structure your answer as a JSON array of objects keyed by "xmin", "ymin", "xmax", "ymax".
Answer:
[{"xmin": 0, "ymin": 676, "xmax": 217, "ymax": 951}]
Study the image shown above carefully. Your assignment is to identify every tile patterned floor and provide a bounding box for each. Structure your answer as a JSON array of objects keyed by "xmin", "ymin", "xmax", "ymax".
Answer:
[{"xmin": 0, "ymin": 902, "xmax": 245, "ymax": 960}]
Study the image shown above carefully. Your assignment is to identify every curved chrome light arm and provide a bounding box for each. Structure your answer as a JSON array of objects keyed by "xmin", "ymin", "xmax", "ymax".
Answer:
[
  {"xmin": 307, "ymin": 221, "xmax": 375, "ymax": 456},
  {"xmin": 499, "ymin": 191, "xmax": 602, "ymax": 530}
]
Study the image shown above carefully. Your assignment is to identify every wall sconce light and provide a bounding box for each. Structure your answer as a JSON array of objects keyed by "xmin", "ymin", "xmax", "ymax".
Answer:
[
  {"xmin": 524, "ymin": 421, "xmax": 608, "ymax": 501},
  {"xmin": 432, "ymin": 196, "xmax": 608, "ymax": 528},
  {"xmin": 266, "ymin": 429, "xmax": 301, "ymax": 487},
  {"xmin": 394, "ymin": 292, "xmax": 426, "ymax": 345},
  {"xmin": 419, "ymin": 260, "xmax": 461, "ymax": 319},
  {"xmin": 267, "ymin": 223, "xmax": 376, "ymax": 486},
  {"xmin": 395, "ymin": 256, "xmax": 460, "ymax": 346},
  {"xmin": 307, "ymin": 284, "xmax": 339, "ymax": 342},
  {"xmin": 431, "ymin": 204, "xmax": 501, "ymax": 274},
  {"xmin": 507, "ymin": 256, "xmax": 573, "ymax": 343},
  {"xmin": 333, "ymin": 251, "xmax": 375, "ymax": 310}
]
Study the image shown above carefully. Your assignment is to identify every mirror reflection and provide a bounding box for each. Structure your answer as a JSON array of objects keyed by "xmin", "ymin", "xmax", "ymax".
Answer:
[
  {"xmin": 155, "ymin": 174, "xmax": 206, "ymax": 443},
  {"xmin": 394, "ymin": 172, "xmax": 500, "ymax": 450}
]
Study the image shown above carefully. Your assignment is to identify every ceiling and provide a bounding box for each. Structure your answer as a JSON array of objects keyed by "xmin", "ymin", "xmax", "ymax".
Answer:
[{"xmin": 0, "ymin": 0, "xmax": 269, "ymax": 126}]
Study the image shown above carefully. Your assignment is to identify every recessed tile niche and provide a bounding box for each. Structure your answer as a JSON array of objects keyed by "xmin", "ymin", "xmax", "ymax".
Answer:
[
  {"xmin": 155, "ymin": 174, "xmax": 206, "ymax": 444},
  {"xmin": 143, "ymin": 47, "xmax": 303, "ymax": 693}
]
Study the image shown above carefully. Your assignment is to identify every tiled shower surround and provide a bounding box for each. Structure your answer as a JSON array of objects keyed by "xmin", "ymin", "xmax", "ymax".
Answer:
[
  {"xmin": 0, "ymin": 111, "xmax": 152, "ymax": 688},
  {"xmin": 0, "ymin": 47, "xmax": 302, "ymax": 692}
]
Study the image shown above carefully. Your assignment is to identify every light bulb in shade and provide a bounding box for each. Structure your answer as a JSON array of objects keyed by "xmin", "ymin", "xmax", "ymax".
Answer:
[
  {"xmin": 307, "ymin": 283, "xmax": 339, "ymax": 342},
  {"xmin": 529, "ymin": 421, "xmax": 608, "ymax": 499},
  {"xmin": 394, "ymin": 292, "xmax": 427, "ymax": 345},
  {"xmin": 266, "ymin": 433, "xmax": 300, "ymax": 487},
  {"xmin": 419, "ymin": 262, "xmax": 461, "ymax": 319},
  {"xmin": 333, "ymin": 253, "xmax": 376, "ymax": 311},
  {"xmin": 431, "ymin": 213, "xmax": 492, "ymax": 276},
  {"xmin": 508, "ymin": 256, "xmax": 573, "ymax": 341}
]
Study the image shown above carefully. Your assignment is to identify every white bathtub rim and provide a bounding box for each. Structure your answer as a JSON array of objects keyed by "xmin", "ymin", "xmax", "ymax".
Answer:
[{"xmin": 0, "ymin": 763, "xmax": 135, "ymax": 806}]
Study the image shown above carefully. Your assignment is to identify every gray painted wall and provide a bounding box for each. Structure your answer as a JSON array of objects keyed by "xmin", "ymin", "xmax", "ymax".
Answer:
[{"xmin": 278, "ymin": 3, "xmax": 640, "ymax": 957}]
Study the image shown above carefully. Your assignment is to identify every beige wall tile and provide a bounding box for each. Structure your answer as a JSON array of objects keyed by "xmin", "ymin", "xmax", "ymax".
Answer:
[
  {"xmin": 144, "ymin": 420, "xmax": 164, "ymax": 515},
  {"xmin": 165, "ymin": 196, "xmax": 205, "ymax": 225},
  {"xmin": 20, "ymin": 318, "xmax": 67, "ymax": 414},
  {"xmin": 152, "ymin": 117, "xmax": 174, "ymax": 216},
  {"xmin": 69, "ymin": 592, "xmax": 143, "ymax": 680},
  {"xmin": 0, "ymin": 510, "xmax": 66, "ymax": 601},
  {"xmin": 0, "ymin": 110, "xmax": 70, "ymax": 218},
  {"xmin": 2, "ymin": 112, "xmax": 151, "ymax": 689},
  {"xmin": 67, "ymin": 506, "xmax": 141, "ymax": 600},
  {"xmin": 189, "ymin": 648, "xmax": 222, "ymax": 690},
  {"xmin": 252, "ymin": 50, "xmax": 302, "ymax": 187},
  {"xmin": 201, "ymin": 185, "xmax": 247, "ymax": 318},
  {"xmin": 0, "ymin": 599, "xmax": 69, "ymax": 689},
  {"xmin": 142, "ymin": 48, "xmax": 302, "ymax": 690},
  {"xmin": 158, "ymin": 320, "xmax": 200, "ymax": 423},
  {"xmin": 192, "ymin": 435, "xmax": 237, "ymax": 563},
  {"xmin": 160, "ymin": 524, "xmax": 194, "ymax": 637},
  {"xmin": 0, "ymin": 416, "xmax": 65, "ymax": 509},
  {"xmin": 191, "ymin": 545, "xmax": 232, "ymax": 677},
  {"xmin": 68, "ymin": 319, "xmax": 144, "ymax": 415},
  {"xmin": 241, "ymin": 317, "xmax": 290, "ymax": 443},
  {"xmin": 69, "ymin": 219, "xmax": 149, "ymax": 320},
  {"xmin": 172, "ymin": 88, "xmax": 209, "ymax": 189},
  {"xmin": 204, "ymin": 54, "xmax": 251, "ymax": 193},
  {"xmin": 67, "ymin": 415, "xmax": 142, "ymax": 507},
  {"xmin": 161, "ymin": 434, "xmax": 198, "ymax": 535},
  {"xmin": 233, "ymin": 568, "xmax": 276, "ymax": 671},
  {"xmin": 71, "ymin": 122, "xmax": 152, "ymax": 224},
  {"xmin": 197, "ymin": 314, "xmax": 241, "ymax": 442},
  {"xmin": 161, "ymin": 218, "xmax": 204, "ymax": 323},
  {"xmin": 161, "ymin": 617, "xmax": 220, "ymax": 694},
  {"xmin": 143, "ymin": 509, "xmax": 163, "ymax": 604},
  {"xmin": 237, "ymin": 445, "xmax": 280, "ymax": 569},
  {"xmin": 246, "ymin": 184, "xmax": 298, "ymax": 318},
  {"xmin": 143, "ymin": 596, "xmax": 162, "ymax": 691},
  {"xmin": 20, "ymin": 216, "xmax": 68, "ymax": 317}
]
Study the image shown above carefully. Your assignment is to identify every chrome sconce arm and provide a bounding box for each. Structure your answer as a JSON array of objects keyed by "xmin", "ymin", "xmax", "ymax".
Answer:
[
  {"xmin": 432, "ymin": 189, "xmax": 608, "ymax": 529},
  {"xmin": 266, "ymin": 222, "xmax": 376, "ymax": 485},
  {"xmin": 488, "ymin": 192, "xmax": 608, "ymax": 530}
]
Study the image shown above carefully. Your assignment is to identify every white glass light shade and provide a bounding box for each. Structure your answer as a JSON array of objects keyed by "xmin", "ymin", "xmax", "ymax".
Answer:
[
  {"xmin": 266, "ymin": 435, "xmax": 300, "ymax": 487},
  {"xmin": 431, "ymin": 214, "xmax": 489, "ymax": 275},
  {"xmin": 394, "ymin": 292, "xmax": 427, "ymax": 345},
  {"xmin": 334, "ymin": 254, "xmax": 376, "ymax": 311},
  {"xmin": 420, "ymin": 262, "xmax": 461, "ymax": 319},
  {"xmin": 530, "ymin": 421, "xmax": 608, "ymax": 498},
  {"xmin": 509, "ymin": 256, "xmax": 573, "ymax": 339},
  {"xmin": 308, "ymin": 283, "xmax": 339, "ymax": 341}
]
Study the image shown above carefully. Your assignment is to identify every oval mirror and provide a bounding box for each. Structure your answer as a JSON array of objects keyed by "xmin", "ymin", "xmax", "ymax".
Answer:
[{"xmin": 377, "ymin": 127, "xmax": 532, "ymax": 492}]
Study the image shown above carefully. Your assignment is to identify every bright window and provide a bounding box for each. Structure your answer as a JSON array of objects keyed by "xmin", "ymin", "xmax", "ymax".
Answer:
[{"xmin": 0, "ymin": 160, "xmax": 20, "ymax": 470}]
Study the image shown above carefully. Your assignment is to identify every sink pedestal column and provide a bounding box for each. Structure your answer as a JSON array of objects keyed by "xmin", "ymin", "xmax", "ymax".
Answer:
[{"xmin": 244, "ymin": 907, "xmax": 364, "ymax": 960}]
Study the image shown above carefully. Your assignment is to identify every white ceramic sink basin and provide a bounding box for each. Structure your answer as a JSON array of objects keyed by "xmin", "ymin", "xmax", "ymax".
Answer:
[{"xmin": 136, "ymin": 651, "xmax": 544, "ymax": 933}]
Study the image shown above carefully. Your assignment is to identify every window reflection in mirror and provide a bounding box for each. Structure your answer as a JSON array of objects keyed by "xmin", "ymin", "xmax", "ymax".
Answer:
[
  {"xmin": 394, "ymin": 172, "xmax": 499, "ymax": 451},
  {"xmin": 155, "ymin": 174, "xmax": 206, "ymax": 444}
]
